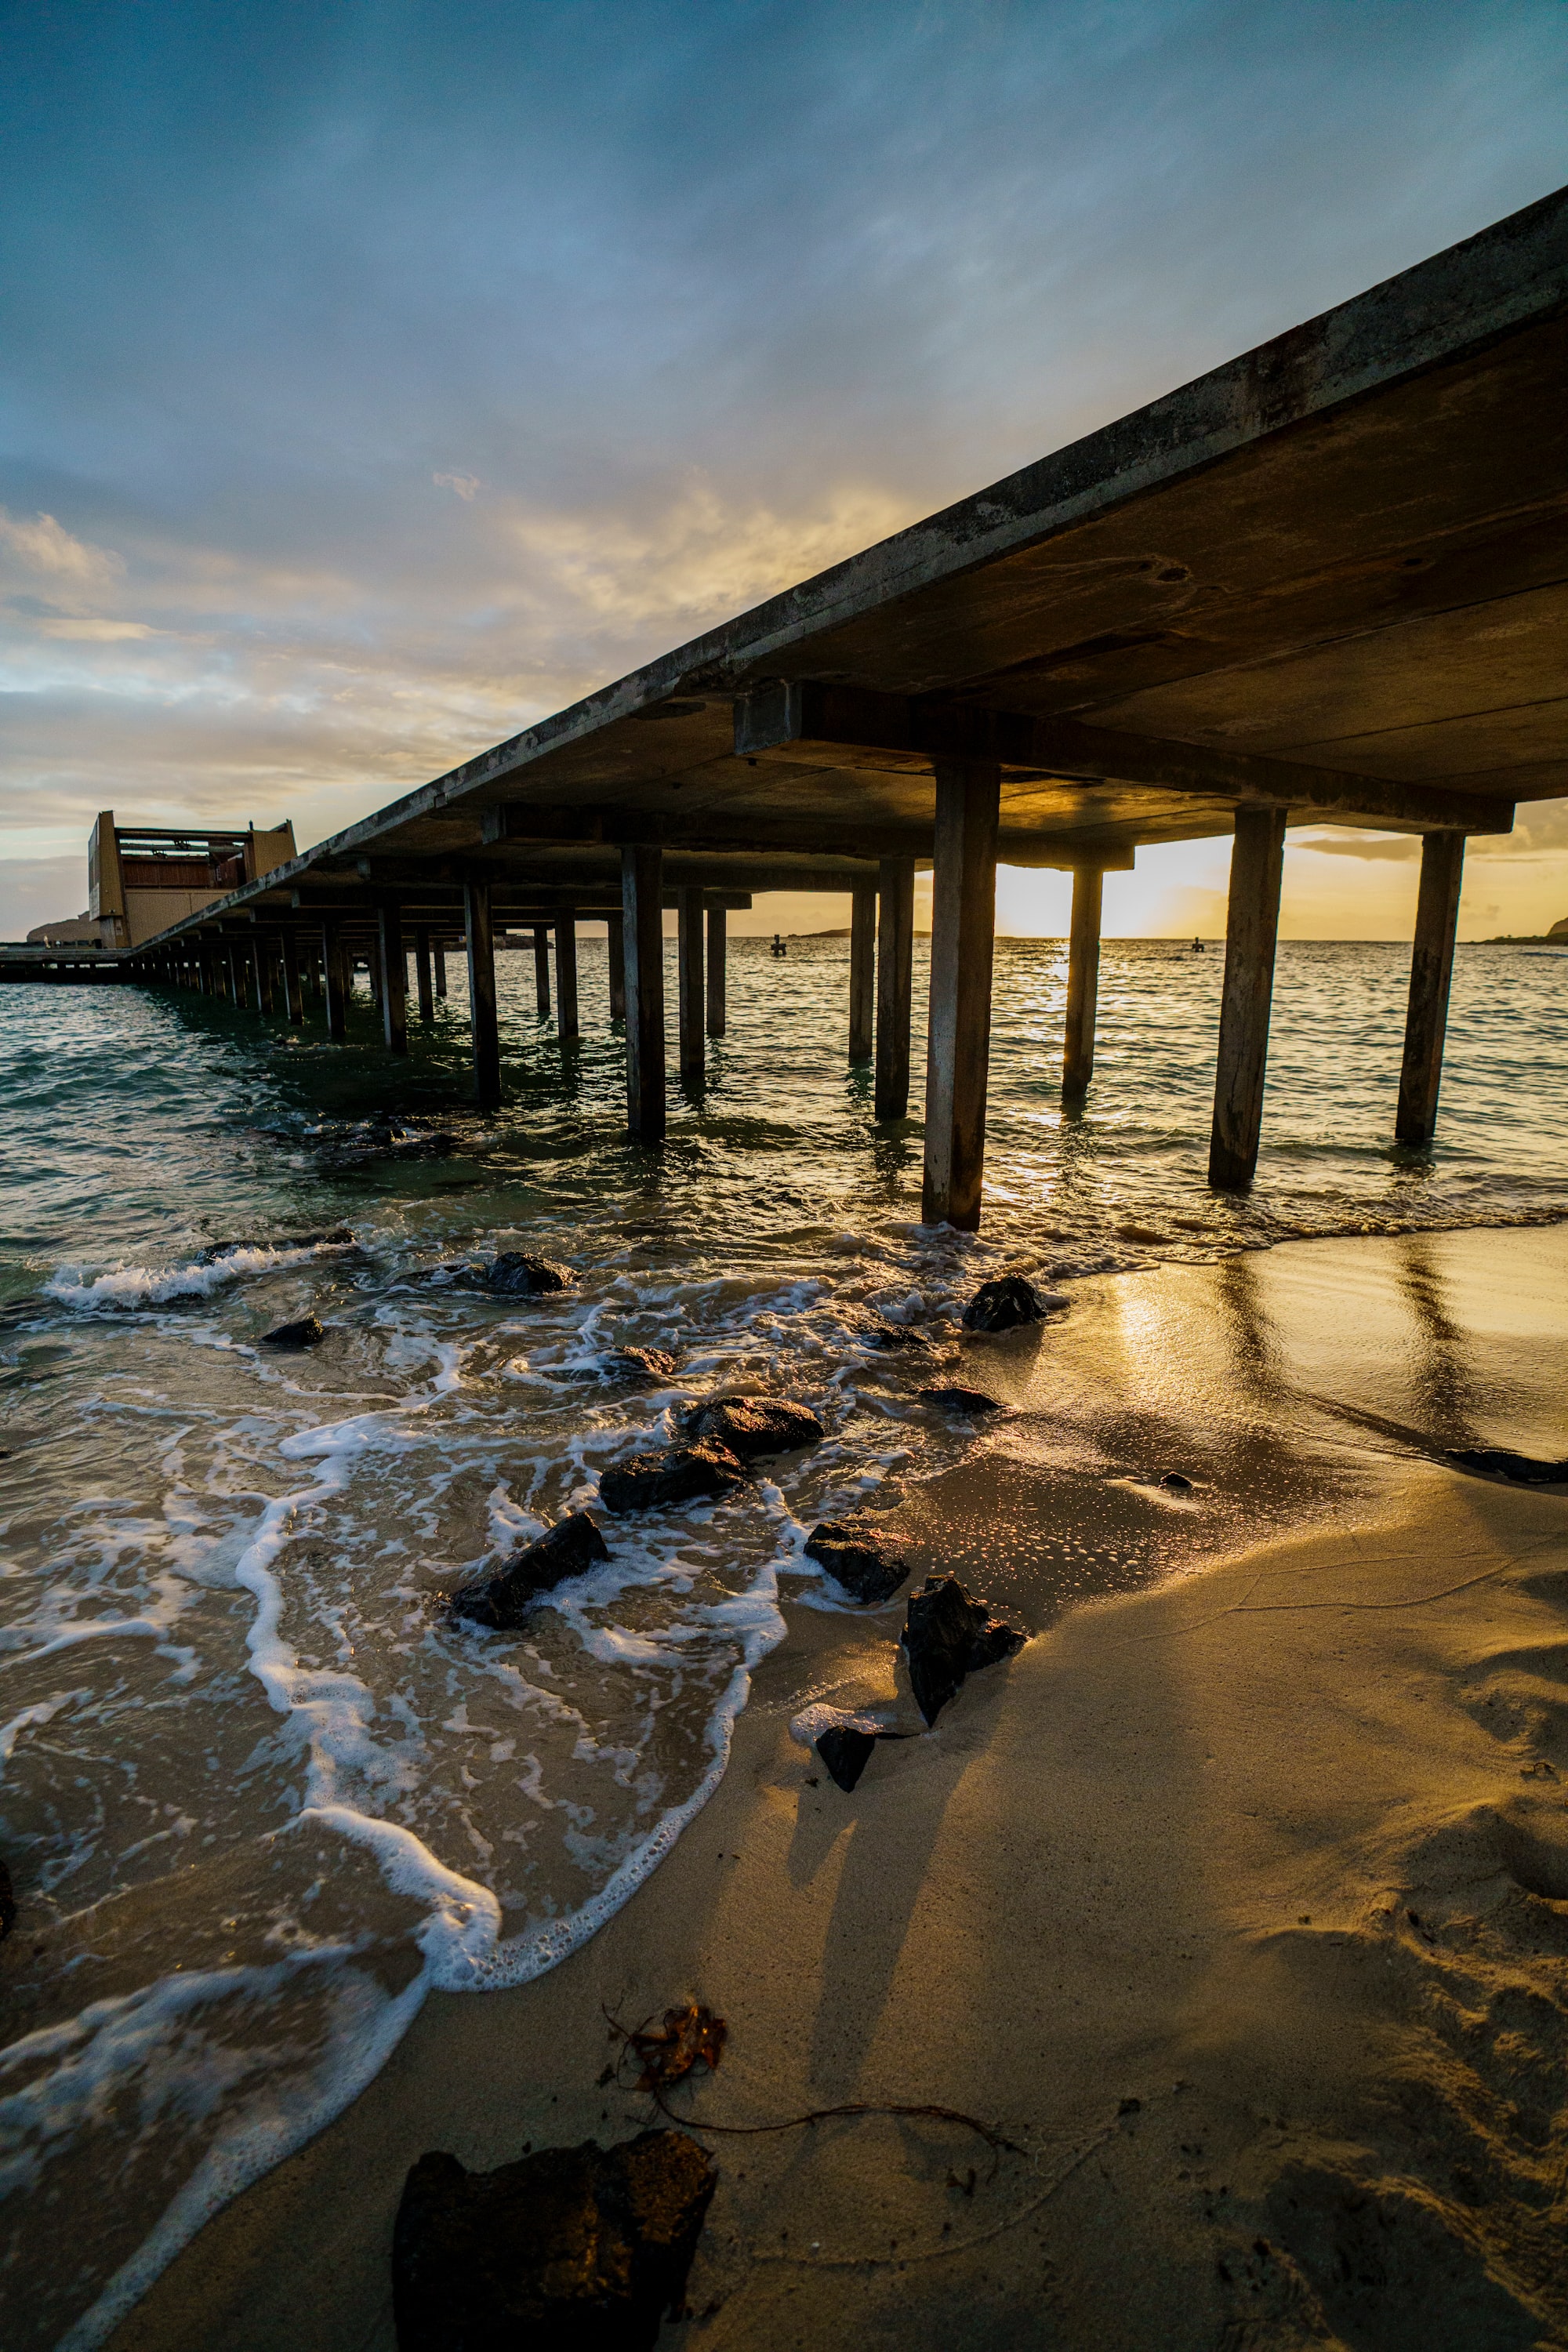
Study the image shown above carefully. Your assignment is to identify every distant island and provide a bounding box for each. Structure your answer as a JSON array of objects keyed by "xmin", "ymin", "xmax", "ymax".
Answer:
[{"xmin": 1486, "ymin": 917, "xmax": 1568, "ymax": 943}]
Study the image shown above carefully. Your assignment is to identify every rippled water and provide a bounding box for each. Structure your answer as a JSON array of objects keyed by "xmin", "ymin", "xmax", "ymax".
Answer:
[{"xmin": 1, "ymin": 935, "xmax": 1564, "ymax": 2347}]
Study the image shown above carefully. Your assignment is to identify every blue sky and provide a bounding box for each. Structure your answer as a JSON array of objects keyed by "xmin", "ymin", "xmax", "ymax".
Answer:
[{"xmin": 2, "ymin": 0, "xmax": 1566, "ymax": 938}]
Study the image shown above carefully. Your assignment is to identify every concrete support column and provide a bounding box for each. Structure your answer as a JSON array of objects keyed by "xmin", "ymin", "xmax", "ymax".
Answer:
[
  {"xmin": 414, "ymin": 927, "xmax": 435, "ymax": 1022},
  {"xmin": 848, "ymin": 881, "xmax": 876, "ymax": 1062},
  {"xmin": 532, "ymin": 924, "xmax": 551, "ymax": 1018},
  {"xmin": 874, "ymin": 854, "xmax": 916, "ymax": 1120},
  {"xmin": 465, "ymin": 880, "xmax": 501, "ymax": 1111},
  {"xmin": 1208, "ymin": 807, "xmax": 1287, "ymax": 1190},
  {"xmin": 1396, "ymin": 830, "xmax": 1466, "ymax": 1146},
  {"xmin": 677, "ymin": 884, "xmax": 706, "ymax": 1087},
  {"xmin": 607, "ymin": 912, "xmax": 626, "ymax": 1021},
  {"xmin": 1062, "ymin": 866, "xmax": 1103, "ymax": 1096},
  {"xmin": 556, "ymin": 909, "xmax": 579, "ymax": 1040},
  {"xmin": 321, "ymin": 921, "xmax": 347, "ymax": 1042},
  {"xmin": 921, "ymin": 761, "xmax": 1000, "ymax": 1231},
  {"xmin": 377, "ymin": 898, "xmax": 408, "ymax": 1054},
  {"xmin": 621, "ymin": 847, "xmax": 666, "ymax": 1141},
  {"xmin": 281, "ymin": 931, "xmax": 303, "ymax": 1027},
  {"xmin": 253, "ymin": 938, "xmax": 274, "ymax": 1015},
  {"xmin": 706, "ymin": 902, "xmax": 727, "ymax": 1038},
  {"xmin": 434, "ymin": 942, "xmax": 448, "ymax": 1000}
]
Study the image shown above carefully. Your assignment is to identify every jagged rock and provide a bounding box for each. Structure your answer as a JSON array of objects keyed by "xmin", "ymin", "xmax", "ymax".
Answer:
[
  {"xmin": 599, "ymin": 1441, "xmax": 748, "ymax": 1514},
  {"xmin": 863, "ymin": 1321, "xmax": 931, "ymax": 1352},
  {"xmin": 902, "ymin": 1573, "xmax": 1025, "ymax": 1727},
  {"xmin": 816, "ymin": 1724, "xmax": 877, "ymax": 1791},
  {"xmin": 609, "ymin": 1347, "xmax": 679, "ymax": 1382},
  {"xmin": 261, "ymin": 1313, "xmax": 326, "ymax": 1349},
  {"xmin": 449, "ymin": 1513, "xmax": 610, "ymax": 1629},
  {"xmin": 393, "ymin": 2129, "xmax": 717, "ymax": 2352},
  {"xmin": 1159, "ymin": 1472, "xmax": 1194, "ymax": 1493},
  {"xmin": 918, "ymin": 1385, "xmax": 1000, "ymax": 1414},
  {"xmin": 485, "ymin": 1252, "xmax": 575, "ymax": 1297},
  {"xmin": 1446, "ymin": 1447, "xmax": 1568, "ymax": 1486},
  {"xmin": 961, "ymin": 1274, "xmax": 1048, "ymax": 1333},
  {"xmin": 803, "ymin": 1520, "xmax": 909, "ymax": 1605},
  {"xmin": 0, "ymin": 1854, "xmax": 14, "ymax": 1940},
  {"xmin": 682, "ymin": 1395, "xmax": 823, "ymax": 1458}
]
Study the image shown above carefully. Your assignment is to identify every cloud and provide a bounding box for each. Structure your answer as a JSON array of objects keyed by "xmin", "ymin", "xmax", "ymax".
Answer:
[
  {"xmin": 36, "ymin": 617, "xmax": 158, "ymax": 641},
  {"xmin": 434, "ymin": 471, "xmax": 480, "ymax": 500},
  {"xmin": 1291, "ymin": 830, "xmax": 1421, "ymax": 862},
  {"xmin": 0, "ymin": 508, "xmax": 124, "ymax": 595}
]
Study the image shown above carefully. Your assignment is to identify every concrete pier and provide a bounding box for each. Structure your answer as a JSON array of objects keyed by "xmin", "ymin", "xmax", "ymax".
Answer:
[
  {"xmin": 378, "ymin": 898, "xmax": 408, "ymax": 1054},
  {"xmin": 1208, "ymin": 808, "xmax": 1287, "ymax": 1190},
  {"xmin": 922, "ymin": 761, "xmax": 1000, "ymax": 1230},
  {"xmin": 706, "ymin": 902, "xmax": 726, "ymax": 1038},
  {"xmin": 532, "ymin": 925, "xmax": 551, "ymax": 1018},
  {"xmin": 848, "ymin": 881, "xmax": 875, "ymax": 1062},
  {"xmin": 875, "ymin": 855, "xmax": 915, "ymax": 1121},
  {"xmin": 415, "ymin": 927, "xmax": 435, "ymax": 1022},
  {"xmin": 464, "ymin": 880, "xmax": 500, "ymax": 1110},
  {"xmin": 677, "ymin": 884, "xmax": 705, "ymax": 1087},
  {"xmin": 622, "ymin": 847, "xmax": 666, "ymax": 1141},
  {"xmin": 556, "ymin": 910, "xmax": 579, "ymax": 1040},
  {"xmin": 1062, "ymin": 866, "xmax": 1103, "ymax": 1096},
  {"xmin": 607, "ymin": 913, "xmax": 626, "ymax": 1022},
  {"xmin": 1396, "ymin": 831, "xmax": 1466, "ymax": 1145}
]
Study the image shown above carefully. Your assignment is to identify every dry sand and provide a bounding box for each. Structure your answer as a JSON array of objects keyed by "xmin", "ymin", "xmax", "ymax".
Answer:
[{"xmin": 111, "ymin": 1232, "xmax": 1568, "ymax": 2352}]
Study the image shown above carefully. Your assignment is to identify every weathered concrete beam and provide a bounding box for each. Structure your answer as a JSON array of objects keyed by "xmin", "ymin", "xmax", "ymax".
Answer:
[{"xmin": 735, "ymin": 681, "xmax": 1516, "ymax": 837}]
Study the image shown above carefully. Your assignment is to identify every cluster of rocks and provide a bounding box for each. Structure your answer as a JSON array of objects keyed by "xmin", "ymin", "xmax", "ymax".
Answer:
[
  {"xmin": 394, "ymin": 2129, "xmax": 716, "ymax": 2351},
  {"xmin": 803, "ymin": 1570, "xmax": 1028, "ymax": 1792}
]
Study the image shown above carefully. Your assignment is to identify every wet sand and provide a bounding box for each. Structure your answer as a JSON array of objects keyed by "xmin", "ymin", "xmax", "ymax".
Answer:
[{"xmin": 109, "ymin": 1226, "xmax": 1568, "ymax": 2350}]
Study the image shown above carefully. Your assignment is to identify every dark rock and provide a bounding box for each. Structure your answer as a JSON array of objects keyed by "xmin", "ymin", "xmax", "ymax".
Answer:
[
  {"xmin": 1446, "ymin": 1447, "xmax": 1568, "ymax": 1486},
  {"xmin": 609, "ymin": 1347, "xmax": 680, "ymax": 1383},
  {"xmin": 1159, "ymin": 1472, "xmax": 1194, "ymax": 1493},
  {"xmin": 918, "ymin": 1385, "xmax": 1000, "ymax": 1414},
  {"xmin": 961, "ymin": 1274, "xmax": 1049, "ymax": 1333},
  {"xmin": 449, "ymin": 1513, "xmax": 611, "ymax": 1629},
  {"xmin": 902, "ymin": 1573, "xmax": 1026, "ymax": 1727},
  {"xmin": 393, "ymin": 2128, "xmax": 717, "ymax": 2352},
  {"xmin": 0, "ymin": 1854, "xmax": 14, "ymax": 1940},
  {"xmin": 816, "ymin": 1724, "xmax": 877, "ymax": 1791},
  {"xmin": 863, "ymin": 1320, "xmax": 931, "ymax": 1352},
  {"xmin": 682, "ymin": 1395, "xmax": 824, "ymax": 1458},
  {"xmin": 599, "ymin": 1441, "xmax": 748, "ymax": 1514},
  {"xmin": 260, "ymin": 1313, "xmax": 326, "ymax": 1349},
  {"xmin": 485, "ymin": 1252, "xmax": 575, "ymax": 1297},
  {"xmin": 803, "ymin": 1520, "xmax": 909, "ymax": 1605}
]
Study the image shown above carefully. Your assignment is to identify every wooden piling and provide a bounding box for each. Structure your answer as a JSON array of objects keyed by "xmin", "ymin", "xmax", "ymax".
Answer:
[
  {"xmin": 1062, "ymin": 866, "xmax": 1103, "ymax": 1095},
  {"xmin": 434, "ymin": 942, "xmax": 448, "ymax": 1000},
  {"xmin": 556, "ymin": 909, "xmax": 579, "ymax": 1040},
  {"xmin": 621, "ymin": 847, "xmax": 666, "ymax": 1140},
  {"xmin": 875, "ymin": 854, "xmax": 916, "ymax": 1120},
  {"xmin": 281, "ymin": 931, "xmax": 303, "ymax": 1027},
  {"xmin": 378, "ymin": 898, "xmax": 408, "ymax": 1054},
  {"xmin": 921, "ymin": 761, "xmax": 1000, "ymax": 1230},
  {"xmin": 1208, "ymin": 807, "xmax": 1287, "ymax": 1189},
  {"xmin": 677, "ymin": 885, "xmax": 706, "ymax": 1087},
  {"xmin": 849, "ymin": 881, "xmax": 876, "ymax": 1062},
  {"xmin": 1396, "ymin": 830, "xmax": 1466, "ymax": 1145},
  {"xmin": 706, "ymin": 902, "xmax": 727, "ymax": 1038},
  {"xmin": 607, "ymin": 912, "xmax": 626, "ymax": 1021},
  {"xmin": 414, "ymin": 927, "xmax": 435, "ymax": 1022},
  {"xmin": 465, "ymin": 880, "xmax": 502, "ymax": 1110},
  {"xmin": 321, "ymin": 921, "xmax": 347, "ymax": 1043},
  {"xmin": 532, "ymin": 924, "xmax": 551, "ymax": 1018}
]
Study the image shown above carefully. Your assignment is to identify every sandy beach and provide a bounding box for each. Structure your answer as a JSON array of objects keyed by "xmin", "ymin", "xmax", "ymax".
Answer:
[{"xmin": 103, "ymin": 1225, "xmax": 1568, "ymax": 2352}]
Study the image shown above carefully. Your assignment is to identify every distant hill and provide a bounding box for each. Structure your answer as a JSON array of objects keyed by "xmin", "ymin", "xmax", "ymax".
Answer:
[{"xmin": 1486, "ymin": 919, "xmax": 1568, "ymax": 942}]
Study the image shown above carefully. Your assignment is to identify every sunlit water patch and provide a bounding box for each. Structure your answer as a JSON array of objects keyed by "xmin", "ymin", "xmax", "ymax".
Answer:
[{"xmin": 0, "ymin": 935, "xmax": 1564, "ymax": 2345}]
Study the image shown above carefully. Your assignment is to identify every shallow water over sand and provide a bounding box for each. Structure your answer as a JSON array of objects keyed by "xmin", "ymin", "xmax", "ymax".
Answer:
[{"xmin": 1, "ymin": 937, "xmax": 1564, "ymax": 2345}]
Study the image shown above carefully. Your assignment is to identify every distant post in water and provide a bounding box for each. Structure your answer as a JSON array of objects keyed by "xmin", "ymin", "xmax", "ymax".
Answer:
[
  {"xmin": 848, "ymin": 880, "xmax": 875, "ymax": 1062},
  {"xmin": 1208, "ymin": 807, "xmax": 1287, "ymax": 1189},
  {"xmin": 464, "ymin": 880, "xmax": 501, "ymax": 1110},
  {"xmin": 377, "ymin": 897, "xmax": 408, "ymax": 1054},
  {"xmin": 677, "ymin": 884, "xmax": 705, "ymax": 1087},
  {"xmin": 621, "ymin": 845, "xmax": 667, "ymax": 1140},
  {"xmin": 706, "ymin": 902, "xmax": 726, "ymax": 1037},
  {"xmin": 281, "ymin": 931, "xmax": 303, "ymax": 1027},
  {"xmin": 922, "ymin": 761, "xmax": 1000, "ymax": 1229},
  {"xmin": 1396, "ymin": 830, "xmax": 1466, "ymax": 1146},
  {"xmin": 414, "ymin": 926, "xmax": 435, "ymax": 1022},
  {"xmin": 321, "ymin": 920, "xmax": 347, "ymax": 1042},
  {"xmin": 555, "ymin": 909, "xmax": 579, "ymax": 1040},
  {"xmin": 1062, "ymin": 865, "xmax": 1103, "ymax": 1096},
  {"xmin": 875, "ymin": 854, "xmax": 916, "ymax": 1120},
  {"xmin": 606, "ymin": 912, "xmax": 626, "ymax": 1021}
]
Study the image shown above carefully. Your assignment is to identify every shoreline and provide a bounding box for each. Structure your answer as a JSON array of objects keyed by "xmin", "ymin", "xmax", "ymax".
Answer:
[{"xmin": 105, "ymin": 1225, "xmax": 1568, "ymax": 2350}]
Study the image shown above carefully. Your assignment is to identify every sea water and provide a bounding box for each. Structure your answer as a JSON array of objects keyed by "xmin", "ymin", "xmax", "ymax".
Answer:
[{"xmin": 1, "ymin": 935, "xmax": 1564, "ymax": 2347}]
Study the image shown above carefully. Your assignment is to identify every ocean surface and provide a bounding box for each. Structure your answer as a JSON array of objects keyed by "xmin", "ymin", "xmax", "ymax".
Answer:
[{"xmin": 2, "ymin": 933, "xmax": 1565, "ymax": 2347}]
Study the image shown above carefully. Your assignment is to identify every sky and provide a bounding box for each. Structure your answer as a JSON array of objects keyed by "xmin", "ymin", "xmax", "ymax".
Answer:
[{"xmin": 2, "ymin": 0, "xmax": 1566, "ymax": 942}]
